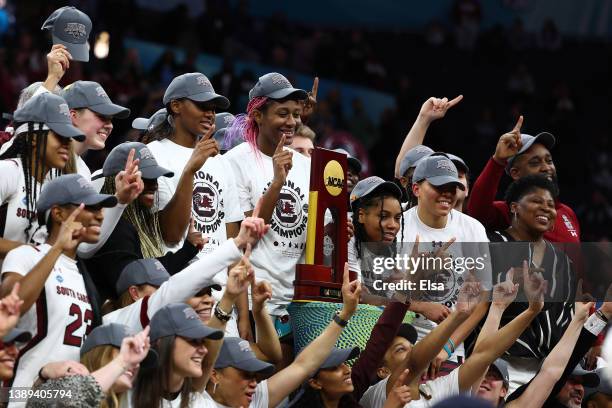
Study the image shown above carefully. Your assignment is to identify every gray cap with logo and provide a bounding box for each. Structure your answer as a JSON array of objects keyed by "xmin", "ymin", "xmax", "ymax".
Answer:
[
  {"xmin": 446, "ymin": 153, "xmax": 469, "ymax": 174},
  {"xmin": 163, "ymin": 73, "xmax": 230, "ymax": 109},
  {"xmin": 490, "ymin": 359, "xmax": 510, "ymax": 388},
  {"xmin": 13, "ymin": 93, "xmax": 85, "ymax": 141},
  {"xmin": 37, "ymin": 174, "xmax": 118, "ymax": 213},
  {"xmin": 215, "ymin": 337, "xmax": 275, "ymax": 375},
  {"xmin": 62, "ymin": 81, "xmax": 130, "ymax": 119},
  {"xmin": 150, "ymin": 303, "xmax": 224, "ymax": 342},
  {"xmin": 94, "ymin": 142, "xmax": 173, "ymax": 180},
  {"xmin": 319, "ymin": 346, "xmax": 360, "ymax": 370},
  {"xmin": 505, "ymin": 132, "xmax": 556, "ymax": 175},
  {"xmin": 41, "ymin": 6, "xmax": 92, "ymax": 62},
  {"xmin": 350, "ymin": 176, "xmax": 403, "ymax": 208},
  {"xmin": 412, "ymin": 154, "xmax": 466, "ymax": 191},
  {"xmin": 399, "ymin": 145, "xmax": 434, "ymax": 177},
  {"xmin": 132, "ymin": 108, "xmax": 168, "ymax": 132},
  {"xmin": 249, "ymin": 73, "xmax": 308, "ymax": 101},
  {"xmin": 116, "ymin": 258, "xmax": 171, "ymax": 295},
  {"xmin": 571, "ymin": 365, "xmax": 600, "ymax": 388}
]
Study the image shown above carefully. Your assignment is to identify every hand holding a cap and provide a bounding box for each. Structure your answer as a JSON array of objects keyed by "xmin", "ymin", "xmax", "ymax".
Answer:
[
  {"xmin": 115, "ymin": 149, "xmax": 144, "ymax": 205},
  {"xmin": 272, "ymin": 135, "xmax": 293, "ymax": 187},
  {"xmin": 185, "ymin": 125, "xmax": 218, "ymax": 174},
  {"xmin": 44, "ymin": 44, "xmax": 72, "ymax": 92},
  {"xmin": 493, "ymin": 115, "xmax": 524, "ymax": 165},
  {"xmin": 418, "ymin": 95, "xmax": 463, "ymax": 124}
]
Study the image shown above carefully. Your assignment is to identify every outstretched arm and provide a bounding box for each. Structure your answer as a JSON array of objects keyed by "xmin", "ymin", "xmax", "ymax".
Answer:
[{"xmin": 394, "ymin": 96, "xmax": 463, "ymax": 178}]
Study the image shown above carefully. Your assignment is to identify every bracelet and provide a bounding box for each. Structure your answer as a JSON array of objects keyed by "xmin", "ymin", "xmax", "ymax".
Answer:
[
  {"xmin": 447, "ymin": 339, "xmax": 456, "ymax": 353},
  {"xmin": 596, "ymin": 310, "xmax": 609, "ymax": 323},
  {"xmin": 442, "ymin": 344, "xmax": 453, "ymax": 359},
  {"xmin": 333, "ymin": 313, "xmax": 349, "ymax": 328},
  {"xmin": 38, "ymin": 367, "xmax": 48, "ymax": 382},
  {"xmin": 214, "ymin": 303, "xmax": 232, "ymax": 323}
]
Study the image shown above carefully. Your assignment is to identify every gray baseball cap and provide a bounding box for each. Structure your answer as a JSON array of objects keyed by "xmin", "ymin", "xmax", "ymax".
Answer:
[
  {"xmin": 446, "ymin": 153, "xmax": 469, "ymax": 174},
  {"xmin": 584, "ymin": 368, "xmax": 612, "ymax": 401},
  {"xmin": 215, "ymin": 337, "xmax": 275, "ymax": 375},
  {"xmin": 93, "ymin": 142, "xmax": 173, "ymax": 180},
  {"xmin": 41, "ymin": 6, "xmax": 92, "ymax": 62},
  {"xmin": 2, "ymin": 328, "xmax": 31, "ymax": 344},
  {"xmin": 149, "ymin": 303, "xmax": 224, "ymax": 342},
  {"xmin": 412, "ymin": 154, "xmax": 466, "ymax": 191},
  {"xmin": 505, "ymin": 132, "xmax": 556, "ymax": 175},
  {"xmin": 350, "ymin": 176, "xmax": 403, "ymax": 208},
  {"xmin": 163, "ymin": 73, "xmax": 230, "ymax": 109},
  {"xmin": 570, "ymin": 365, "xmax": 600, "ymax": 388},
  {"xmin": 13, "ymin": 93, "xmax": 85, "ymax": 141},
  {"xmin": 80, "ymin": 323, "xmax": 158, "ymax": 368},
  {"xmin": 213, "ymin": 112, "xmax": 236, "ymax": 148},
  {"xmin": 132, "ymin": 108, "xmax": 168, "ymax": 132},
  {"xmin": 319, "ymin": 347, "xmax": 360, "ymax": 370},
  {"xmin": 399, "ymin": 145, "xmax": 434, "ymax": 177},
  {"xmin": 333, "ymin": 148, "xmax": 362, "ymax": 173},
  {"xmin": 37, "ymin": 174, "xmax": 117, "ymax": 213},
  {"xmin": 249, "ymin": 73, "xmax": 308, "ymax": 101},
  {"xmin": 62, "ymin": 81, "xmax": 130, "ymax": 119},
  {"xmin": 115, "ymin": 259, "xmax": 171, "ymax": 295},
  {"xmin": 490, "ymin": 359, "xmax": 510, "ymax": 388}
]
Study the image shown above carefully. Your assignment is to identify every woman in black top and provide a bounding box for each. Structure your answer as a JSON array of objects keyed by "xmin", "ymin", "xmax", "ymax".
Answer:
[{"xmin": 85, "ymin": 142, "xmax": 205, "ymax": 301}]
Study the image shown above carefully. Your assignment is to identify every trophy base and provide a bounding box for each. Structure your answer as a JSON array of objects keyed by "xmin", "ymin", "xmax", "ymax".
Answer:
[{"xmin": 294, "ymin": 264, "xmax": 357, "ymax": 302}]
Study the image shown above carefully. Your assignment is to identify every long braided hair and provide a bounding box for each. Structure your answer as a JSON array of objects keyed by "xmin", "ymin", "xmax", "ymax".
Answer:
[
  {"xmin": 100, "ymin": 176, "xmax": 164, "ymax": 258},
  {"xmin": 0, "ymin": 124, "xmax": 61, "ymax": 241},
  {"xmin": 351, "ymin": 193, "xmax": 404, "ymax": 260},
  {"xmin": 140, "ymin": 110, "xmax": 173, "ymax": 144}
]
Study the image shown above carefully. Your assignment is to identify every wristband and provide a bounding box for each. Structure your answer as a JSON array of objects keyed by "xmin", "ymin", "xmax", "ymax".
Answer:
[
  {"xmin": 214, "ymin": 303, "xmax": 232, "ymax": 323},
  {"xmin": 442, "ymin": 344, "xmax": 453, "ymax": 359},
  {"xmin": 447, "ymin": 338, "xmax": 456, "ymax": 353},
  {"xmin": 333, "ymin": 313, "xmax": 349, "ymax": 328},
  {"xmin": 585, "ymin": 313, "xmax": 607, "ymax": 336},
  {"xmin": 596, "ymin": 310, "xmax": 609, "ymax": 323}
]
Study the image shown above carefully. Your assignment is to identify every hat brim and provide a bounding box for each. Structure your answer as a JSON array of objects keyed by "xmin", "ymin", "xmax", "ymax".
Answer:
[
  {"xmin": 449, "ymin": 158, "xmax": 469, "ymax": 174},
  {"xmin": 177, "ymin": 323, "xmax": 224, "ymax": 341},
  {"xmin": 506, "ymin": 132, "xmax": 556, "ymax": 174},
  {"xmin": 187, "ymin": 93, "xmax": 230, "ymax": 110},
  {"xmin": 89, "ymin": 102, "xmax": 131, "ymax": 119},
  {"xmin": 232, "ymin": 356, "xmax": 275, "ymax": 376},
  {"xmin": 267, "ymin": 88, "xmax": 308, "ymax": 101},
  {"xmin": 52, "ymin": 35, "xmax": 89, "ymax": 62},
  {"xmin": 397, "ymin": 323, "xmax": 418, "ymax": 344},
  {"xmin": 320, "ymin": 347, "xmax": 360, "ymax": 369},
  {"xmin": 132, "ymin": 117, "xmax": 149, "ymax": 130},
  {"xmin": 347, "ymin": 157, "xmax": 362, "ymax": 173},
  {"xmin": 140, "ymin": 164, "xmax": 174, "ymax": 180},
  {"xmin": 80, "ymin": 193, "xmax": 118, "ymax": 208},
  {"xmin": 3, "ymin": 328, "xmax": 32, "ymax": 343},
  {"xmin": 572, "ymin": 368, "xmax": 600, "ymax": 388},
  {"xmin": 47, "ymin": 121, "xmax": 85, "ymax": 142},
  {"xmin": 426, "ymin": 175, "xmax": 466, "ymax": 191}
]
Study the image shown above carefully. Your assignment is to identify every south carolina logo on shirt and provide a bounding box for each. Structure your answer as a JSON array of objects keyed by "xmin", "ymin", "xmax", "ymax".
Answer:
[
  {"xmin": 191, "ymin": 173, "xmax": 225, "ymax": 234},
  {"xmin": 266, "ymin": 180, "xmax": 308, "ymax": 241}
]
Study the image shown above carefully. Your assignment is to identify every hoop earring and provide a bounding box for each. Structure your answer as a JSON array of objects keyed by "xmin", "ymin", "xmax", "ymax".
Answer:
[
  {"xmin": 213, "ymin": 382, "xmax": 218, "ymax": 394},
  {"xmin": 512, "ymin": 211, "xmax": 518, "ymax": 224},
  {"xmin": 167, "ymin": 114, "xmax": 175, "ymax": 128}
]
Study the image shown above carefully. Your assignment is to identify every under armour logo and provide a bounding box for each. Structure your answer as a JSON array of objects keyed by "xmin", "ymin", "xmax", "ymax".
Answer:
[
  {"xmin": 139, "ymin": 147, "xmax": 154, "ymax": 161},
  {"xmin": 95, "ymin": 86, "xmax": 109, "ymax": 100},
  {"xmin": 153, "ymin": 260, "xmax": 164, "ymax": 270},
  {"xmin": 183, "ymin": 307, "xmax": 198, "ymax": 320},
  {"xmin": 77, "ymin": 177, "xmax": 90, "ymax": 189},
  {"xmin": 223, "ymin": 115, "xmax": 234, "ymax": 126},
  {"xmin": 64, "ymin": 22, "xmax": 86, "ymax": 39},
  {"xmin": 238, "ymin": 340, "xmax": 251, "ymax": 352},
  {"xmin": 196, "ymin": 75, "xmax": 212, "ymax": 89}
]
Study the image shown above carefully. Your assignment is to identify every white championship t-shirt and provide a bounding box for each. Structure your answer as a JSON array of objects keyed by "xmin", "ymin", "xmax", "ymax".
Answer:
[
  {"xmin": 2, "ymin": 244, "xmax": 92, "ymax": 407},
  {"xmin": 225, "ymin": 142, "xmax": 310, "ymax": 315},
  {"xmin": 147, "ymin": 139, "xmax": 244, "ymax": 254},
  {"xmin": 0, "ymin": 159, "xmax": 43, "ymax": 248},
  {"xmin": 400, "ymin": 207, "xmax": 491, "ymax": 359},
  {"xmin": 360, "ymin": 368, "xmax": 460, "ymax": 408},
  {"xmin": 224, "ymin": 142, "xmax": 310, "ymax": 315}
]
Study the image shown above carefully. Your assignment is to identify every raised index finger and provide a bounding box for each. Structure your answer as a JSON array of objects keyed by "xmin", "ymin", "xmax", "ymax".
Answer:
[
  {"xmin": 125, "ymin": 148, "xmax": 136, "ymax": 172},
  {"xmin": 311, "ymin": 77, "xmax": 319, "ymax": 99},
  {"xmin": 9, "ymin": 282, "xmax": 20, "ymax": 298},
  {"xmin": 441, "ymin": 237, "xmax": 456, "ymax": 252},
  {"xmin": 513, "ymin": 115, "xmax": 524, "ymax": 133},
  {"xmin": 67, "ymin": 203, "xmax": 85, "ymax": 223},
  {"xmin": 447, "ymin": 94, "xmax": 463, "ymax": 108},
  {"xmin": 252, "ymin": 197, "xmax": 263, "ymax": 219},
  {"xmin": 275, "ymin": 135, "xmax": 286, "ymax": 154}
]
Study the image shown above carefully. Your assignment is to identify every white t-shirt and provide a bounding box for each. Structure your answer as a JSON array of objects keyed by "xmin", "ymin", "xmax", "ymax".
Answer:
[
  {"xmin": 75, "ymin": 155, "xmax": 92, "ymax": 180},
  {"xmin": 2, "ymin": 244, "xmax": 92, "ymax": 407},
  {"xmin": 359, "ymin": 368, "xmax": 460, "ymax": 408},
  {"xmin": 0, "ymin": 159, "xmax": 43, "ymax": 247},
  {"xmin": 121, "ymin": 389, "xmax": 203, "ymax": 408},
  {"xmin": 400, "ymin": 207, "xmax": 491, "ymax": 359},
  {"xmin": 147, "ymin": 139, "xmax": 244, "ymax": 255},
  {"xmin": 199, "ymin": 380, "xmax": 269, "ymax": 407},
  {"xmin": 347, "ymin": 236, "xmax": 396, "ymax": 299},
  {"xmin": 224, "ymin": 142, "xmax": 310, "ymax": 315}
]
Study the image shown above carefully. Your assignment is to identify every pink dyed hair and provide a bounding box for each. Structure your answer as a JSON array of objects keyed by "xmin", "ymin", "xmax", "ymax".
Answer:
[{"xmin": 224, "ymin": 96, "xmax": 269, "ymax": 155}]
